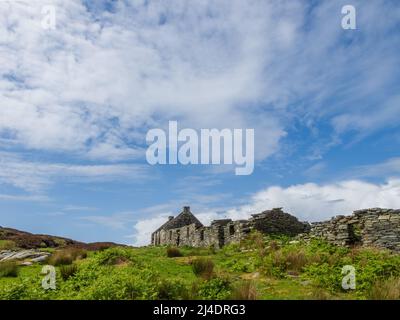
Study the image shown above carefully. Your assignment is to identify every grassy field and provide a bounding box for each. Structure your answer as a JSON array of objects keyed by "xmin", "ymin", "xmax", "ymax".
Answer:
[{"xmin": 1, "ymin": 232, "xmax": 400, "ymax": 300}]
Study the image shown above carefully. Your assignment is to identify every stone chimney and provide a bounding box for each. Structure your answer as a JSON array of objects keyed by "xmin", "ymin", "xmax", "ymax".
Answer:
[
  {"xmin": 168, "ymin": 216, "xmax": 174, "ymax": 221},
  {"xmin": 183, "ymin": 206, "xmax": 190, "ymax": 213}
]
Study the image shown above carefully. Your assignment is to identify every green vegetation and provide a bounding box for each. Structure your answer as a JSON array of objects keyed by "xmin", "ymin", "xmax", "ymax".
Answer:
[
  {"xmin": 0, "ymin": 240, "xmax": 16, "ymax": 250},
  {"xmin": 231, "ymin": 281, "xmax": 259, "ymax": 300},
  {"xmin": 0, "ymin": 261, "xmax": 19, "ymax": 278},
  {"xmin": 166, "ymin": 247, "xmax": 183, "ymax": 258},
  {"xmin": 368, "ymin": 277, "xmax": 400, "ymax": 300},
  {"xmin": 47, "ymin": 248, "xmax": 87, "ymax": 266},
  {"xmin": 59, "ymin": 264, "xmax": 78, "ymax": 281},
  {"xmin": 1, "ymin": 232, "xmax": 400, "ymax": 300},
  {"xmin": 191, "ymin": 258, "xmax": 214, "ymax": 279}
]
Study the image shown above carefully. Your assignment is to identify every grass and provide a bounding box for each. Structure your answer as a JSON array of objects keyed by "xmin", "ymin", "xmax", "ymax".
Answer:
[
  {"xmin": 0, "ymin": 234, "xmax": 400, "ymax": 300},
  {"xmin": 59, "ymin": 264, "xmax": 78, "ymax": 281},
  {"xmin": 231, "ymin": 281, "xmax": 259, "ymax": 300},
  {"xmin": 191, "ymin": 258, "xmax": 214, "ymax": 279},
  {"xmin": 47, "ymin": 248, "xmax": 87, "ymax": 266},
  {"xmin": 166, "ymin": 247, "xmax": 182, "ymax": 257},
  {"xmin": 0, "ymin": 240, "xmax": 16, "ymax": 250},
  {"xmin": 0, "ymin": 261, "xmax": 19, "ymax": 278},
  {"xmin": 368, "ymin": 277, "xmax": 400, "ymax": 300}
]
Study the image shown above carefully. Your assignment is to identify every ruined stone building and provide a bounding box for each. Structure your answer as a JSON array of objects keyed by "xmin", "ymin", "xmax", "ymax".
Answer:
[
  {"xmin": 300, "ymin": 208, "xmax": 400, "ymax": 252},
  {"xmin": 151, "ymin": 206, "xmax": 400, "ymax": 252},
  {"xmin": 151, "ymin": 206, "xmax": 309, "ymax": 249}
]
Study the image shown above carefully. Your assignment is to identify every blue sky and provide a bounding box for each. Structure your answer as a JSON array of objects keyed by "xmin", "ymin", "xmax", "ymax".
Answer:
[{"xmin": 0, "ymin": 0, "xmax": 399, "ymax": 245}]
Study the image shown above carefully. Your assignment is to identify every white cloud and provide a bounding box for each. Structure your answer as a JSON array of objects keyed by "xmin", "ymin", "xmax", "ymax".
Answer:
[
  {"xmin": 132, "ymin": 212, "xmax": 174, "ymax": 246},
  {"xmin": 0, "ymin": 0, "xmax": 288, "ymax": 161},
  {"xmin": 64, "ymin": 205, "xmax": 97, "ymax": 212},
  {"xmin": 0, "ymin": 152, "xmax": 148, "ymax": 192},
  {"xmin": 349, "ymin": 158, "xmax": 400, "ymax": 179},
  {"xmin": 1, "ymin": 0, "xmax": 397, "ymax": 166},
  {"xmin": 0, "ymin": 193, "xmax": 49, "ymax": 202},
  {"xmin": 225, "ymin": 179, "xmax": 400, "ymax": 222},
  {"xmin": 332, "ymin": 95, "xmax": 400, "ymax": 137},
  {"xmin": 80, "ymin": 211, "xmax": 137, "ymax": 230}
]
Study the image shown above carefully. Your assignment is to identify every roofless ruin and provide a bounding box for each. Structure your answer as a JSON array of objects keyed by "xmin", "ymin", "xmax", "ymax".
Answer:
[{"xmin": 151, "ymin": 206, "xmax": 400, "ymax": 252}]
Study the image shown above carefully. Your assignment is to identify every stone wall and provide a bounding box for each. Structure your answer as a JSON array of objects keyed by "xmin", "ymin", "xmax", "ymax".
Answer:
[
  {"xmin": 250, "ymin": 208, "xmax": 310, "ymax": 236},
  {"xmin": 152, "ymin": 208, "xmax": 309, "ymax": 249},
  {"xmin": 153, "ymin": 207, "xmax": 400, "ymax": 252},
  {"xmin": 299, "ymin": 208, "xmax": 400, "ymax": 251},
  {"xmin": 223, "ymin": 220, "xmax": 252, "ymax": 246}
]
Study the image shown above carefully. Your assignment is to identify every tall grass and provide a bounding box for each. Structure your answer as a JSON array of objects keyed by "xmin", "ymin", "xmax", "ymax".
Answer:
[
  {"xmin": 48, "ymin": 248, "xmax": 87, "ymax": 266},
  {"xmin": 166, "ymin": 247, "xmax": 182, "ymax": 258},
  {"xmin": 309, "ymin": 287, "xmax": 333, "ymax": 300},
  {"xmin": 192, "ymin": 258, "xmax": 214, "ymax": 279},
  {"xmin": 231, "ymin": 281, "xmax": 258, "ymax": 300},
  {"xmin": 60, "ymin": 264, "xmax": 78, "ymax": 281},
  {"xmin": 284, "ymin": 250, "xmax": 310, "ymax": 273},
  {"xmin": 0, "ymin": 261, "xmax": 19, "ymax": 278},
  {"xmin": 368, "ymin": 277, "xmax": 400, "ymax": 300},
  {"xmin": 0, "ymin": 240, "xmax": 16, "ymax": 250}
]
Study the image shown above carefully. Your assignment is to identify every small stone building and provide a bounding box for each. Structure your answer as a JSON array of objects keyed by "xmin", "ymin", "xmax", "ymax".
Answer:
[{"xmin": 151, "ymin": 206, "xmax": 309, "ymax": 248}]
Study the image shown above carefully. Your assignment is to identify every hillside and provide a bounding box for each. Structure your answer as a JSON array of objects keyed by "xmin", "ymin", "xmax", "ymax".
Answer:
[
  {"xmin": 1, "ymin": 231, "xmax": 400, "ymax": 300},
  {"xmin": 0, "ymin": 226, "xmax": 121, "ymax": 251}
]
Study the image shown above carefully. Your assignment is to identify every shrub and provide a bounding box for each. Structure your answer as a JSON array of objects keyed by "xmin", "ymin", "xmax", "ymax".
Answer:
[
  {"xmin": 264, "ymin": 245, "xmax": 324, "ymax": 277},
  {"xmin": 60, "ymin": 264, "xmax": 78, "ymax": 281},
  {"xmin": 0, "ymin": 261, "xmax": 19, "ymax": 278},
  {"xmin": 244, "ymin": 231, "xmax": 266, "ymax": 253},
  {"xmin": 70, "ymin": 248, "xmax": 87, "ymax": 260},
  {"xmin": 166, "ymin": 247, "xmax": 182, "ymax": 258},
  {"xmin": 284, "ymin": 250, "xmax": 309, "ymax": 273},
  {"xmin": 48, "ymin": 252, "xmax": 73, "ymax": 266},
  {"xmin": 73, "ymin": 267, "xmax": 160, "ymax": 300},
  {"xmin": 53, "ymin": 238, "xmax": 67, "ymax": 247},
  {"xmin": 94, "ymin": 247, "xmax": 137, "ymax": 266},
  {"xmin": 303, "ymin": 263, "xmax": 342, "ymax": 291},
  {"xmin": 48, "ymin": 248, "xmax": 87, "ymax": 266},
  {"xmin": 230, "ymin": 281, "xmax": 258, "ymax": 300},
  {"xmin": 197, "ymin": 277, "xmax": 231, "ymax": 300},
  {"xmin": 221, "ymin": 258, "xmax": 256, "ymax": 273},
  {"xmin": 192, "ymin": 258, "xmax": 214, "ymax": 279},
  {"xmin": 157, "ymin": 279, "xmax": 189, "ymax": 300},
  {"xmin": 269, "ymin": 240, "xmax": 279, "ymax": 252},
  {"xmin": 368, "ymin": 277, "xmax": 400, "ymax": 300},
  {"xmin": 263, "ymin": 251, "xmax": 286, "ymax": 277}
]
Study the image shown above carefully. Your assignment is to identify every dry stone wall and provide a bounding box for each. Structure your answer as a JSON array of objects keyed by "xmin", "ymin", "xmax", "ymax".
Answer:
[{"xmin": 299, "ymin": 208, "xmax": 400, "ymax": 251}]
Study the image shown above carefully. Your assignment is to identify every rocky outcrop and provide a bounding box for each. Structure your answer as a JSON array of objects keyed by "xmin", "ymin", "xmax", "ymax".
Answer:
[{"xmin": 0, "ymin": 250, "xmax": 51, "ymax": 263}]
